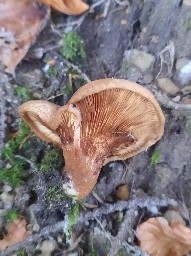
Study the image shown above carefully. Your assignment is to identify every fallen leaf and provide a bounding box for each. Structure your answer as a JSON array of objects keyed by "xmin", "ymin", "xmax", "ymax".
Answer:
[
  {"xmin": 136, "ymin": 217, "xmax": 191, "ymax": 256},
  {"xmin": 116, "ymin": 184, "xmax": 129, "ymax": 201},
  {"xmin": 37, "ymin": 0, "xmax": 89, "ymax": 15},
  {"xmin": 0, "ymin": 219, "xmax": 31, "ymax": 250},
  {"xmin": 0, "ymin": 0, "xmax": 50, "ymax": 74}
]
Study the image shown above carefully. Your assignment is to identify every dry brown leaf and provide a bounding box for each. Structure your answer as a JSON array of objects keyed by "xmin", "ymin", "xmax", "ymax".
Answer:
[
  {"xmin": 0, "ymin": 0, "xmax": 50, "ymax": 74},
  {"xmin": 116, "ymin": 184, "xmax": 129, "ymax": 201},
  {"xmin": 37, "ymin": 0, "xmax": 89, "ymax": 15},
  {"xmin": 136, "ymin": 217, "xmax": 191, "ymax": 256},
  {"xmin": 0, "ymin": 219, "xmax": 31, "ymax": 250}
]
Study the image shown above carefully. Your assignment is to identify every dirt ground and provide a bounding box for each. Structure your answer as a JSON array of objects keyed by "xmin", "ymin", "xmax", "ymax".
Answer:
[{"xmin": 1, "ymin": 0, "xmax": 191, "ymax": 255}]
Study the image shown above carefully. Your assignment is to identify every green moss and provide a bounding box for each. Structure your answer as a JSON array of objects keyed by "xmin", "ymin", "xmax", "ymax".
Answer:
[
  {"xmin": 39, "ymin": 148, "xmax": 63, "ymax": 172},
  {"xmin": 150, "ymin": 149, "xmax": 161, "ymax": 166},
  {"xmin": 17, "ymin": 249, "xmax": 27, "ymax": 256},
  {"xmin": 0, "ymin": 122, "xmax": 30, "ymax": 186},
  {"xmin": 2, "ymin": 122, "xmax": 30, "ymax": 160},
  {"xmin": 117, "ymin": 248, "xmax": 127, "ymax": 256},
  {"xmin": 47, "ymin": 186, "xmax": 65, "ymax": 202},
  {"xmin": 6, "ymin": 208, "xmax": 19, "ymax": 221},
  {"xmin": 116, "ymin": 212, "xmax": 124, "ymax": 224},
  {"xmin": 91, "ymin": 239, "xmax": 97, "ymax": 256},
  {"xmin": 60, "ymin": 31, "xmax": 85, "ymax": 62},
  {"xmin": 0, "ymin": 159, "xmax": 25, "ymax": 186},
  {"xmin": 15, "ymin": 86, "xmax": 31, "ymax": 102},
  {"xmin": 65, "ymin": 202, "xmax": 80, "ymax": 240},
  {"xmin": 48, "ymin": 66, "xmax": 59, "ymax": 78}
]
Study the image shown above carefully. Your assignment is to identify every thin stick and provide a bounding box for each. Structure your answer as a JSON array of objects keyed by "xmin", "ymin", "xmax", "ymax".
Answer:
[{"xmin": 79, "ymin": 196, "xmax": 178, "ymax": 222}]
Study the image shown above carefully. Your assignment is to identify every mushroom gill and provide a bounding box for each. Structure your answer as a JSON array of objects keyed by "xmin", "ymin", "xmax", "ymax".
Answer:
[{"xmin": 19, "ymin": 79, "xmax": 165, "ymax": 199}]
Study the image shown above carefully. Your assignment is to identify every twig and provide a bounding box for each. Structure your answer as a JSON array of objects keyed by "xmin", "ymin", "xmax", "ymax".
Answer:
[
  {"xmin": 108, "ymin": 209, "xmax": 138, "ymax": 256},
  {"xmin": 150, "ymin": 87, "xmax": 191, "ymax": 110},
  {"xmin": 57, "ymin": 0, "xmax": 111, "ymax": 31},
  {"xmin": 103, "ymin": 0, "xmax": 111, "ymax": 17},
  {"xmin": 0, "ymin": 87, "xmax": 6, "ymax": 167},
  {"xmin": 14, "ymin": 155, "xmax": 38, "ymax": 173},
  {"xmin": 90, "ymin": 0, "xmax": 106, "ymax": 12},
  {"xmin": 91, "ymin": 191, "xmax": 104, "ymax": 204},
  {"xmin": 114, "ymin": 0, "xmax": 129, "ymax": 6},
  {"xmin": 63, "ymin": 234, "xmax": 83, "ymax": 254},
  {"xmin": 95, "ymin": 217, "xmax": 112, "ymax": 242},
  {"xmin": 79, "ymin": 196, "xmax": 178, "ymax": 222},
  {"xmin": 156, "ymin": 41, "xmax": 175, "ymax": 78},
  {"xmin": 56, "ymin": 55, "xmax": 91, "ymax": 83},
  {"xmin": 47, "ymin": 92, "xmax": 66, "ymax": 100}
]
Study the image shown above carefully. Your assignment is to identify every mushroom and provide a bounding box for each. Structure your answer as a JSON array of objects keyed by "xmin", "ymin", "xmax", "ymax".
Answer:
[
  {"xmin": 19, "ymin": 79, "xmax": 165, "ymax": 199},
  {"xmin": 36, "ymin": 0, "xmax": 89, "ymax": 15}
]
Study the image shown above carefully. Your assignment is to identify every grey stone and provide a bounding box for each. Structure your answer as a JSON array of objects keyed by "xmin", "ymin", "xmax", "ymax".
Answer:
[
  {"xmin": 32, "ymin": 92, "xmax": 42, "ymax": 99},
  {"xmin": 183, "ymin": 0, "xmax": 191, "ymax": 6},
  {"xmin": 124, "ymin": 49, "xmax": 155, "ymax": 72},
  {"xmin": 172, "ymin": 95, "xmax": 181, "ymax": 102},
  {"xmin": 164, "ymin": 210, "xmax": 185, "ymax": 225},
  {"xmin": 150, "ymin": 163, "xmax": 176, "ymax": 194},
  {"xmin": 178, "ymin": 61, "xmax": 191, "ymax": 86},
  {"xmin": 28, "ymin": 47, "xmax": 44, "ymax": 59},
  {"xmin": 176, "ymin": 58, "xmax": 190, "ymax": 71},
  {"xmin": 38, "ymin": 239, "xmax": 57, "ymax": 256},
  {"xmin": 185, "ymin": 118, "xmax": 191, "ymax": 135},
  {"xmin": 0, "ymin": 192, "xmax": 14, "ymax": 209},
  {"xmin": 33, "ymin": 223, "xmax": 40, "ymax": 232},
  {"xmin": 157, "ymin": 78, "xmax": 179, "ymax": 95},
  {"xmin": 3, "ymin": 184, "xmax": 12, "ymax": 193},
  {"xmin": 144, "ymin": 73, "xmax": 154, "ymax": 84},
  {"xmin": 0, "ymin": 209, "xmax": 6, "ymax": 217}
]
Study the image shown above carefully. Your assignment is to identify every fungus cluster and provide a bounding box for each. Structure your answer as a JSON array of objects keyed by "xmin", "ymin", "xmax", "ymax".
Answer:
[{"xmin": 19, "ymin": 79, "xmax": 165, "ymax": 199}]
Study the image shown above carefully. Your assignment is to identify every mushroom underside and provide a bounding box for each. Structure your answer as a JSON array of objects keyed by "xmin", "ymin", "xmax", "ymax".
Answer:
[{"xmin": 55, "ymin": 88, "xmax": 163, "ymax": 198}]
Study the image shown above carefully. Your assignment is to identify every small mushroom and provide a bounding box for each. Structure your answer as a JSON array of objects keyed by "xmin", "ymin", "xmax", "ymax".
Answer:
[{"xmin": 19, "ymin": 79, "xmax": 165, "ymax": 199}]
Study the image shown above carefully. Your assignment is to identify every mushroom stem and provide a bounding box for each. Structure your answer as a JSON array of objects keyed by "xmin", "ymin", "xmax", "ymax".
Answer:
[{"xmin": 62, "ymin": 144, "xmax": 104, "ymax": 199}]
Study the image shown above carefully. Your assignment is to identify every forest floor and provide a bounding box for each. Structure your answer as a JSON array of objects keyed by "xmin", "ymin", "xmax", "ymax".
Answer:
[{"xmin": 1, "ymin": 0, "xmax": 191, "ymax": 255}]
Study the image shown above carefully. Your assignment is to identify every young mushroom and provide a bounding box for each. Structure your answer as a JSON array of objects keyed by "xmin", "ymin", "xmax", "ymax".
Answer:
[{"xmin": 19, "ymin": 79, "xmax": 165, "ymax": 199}]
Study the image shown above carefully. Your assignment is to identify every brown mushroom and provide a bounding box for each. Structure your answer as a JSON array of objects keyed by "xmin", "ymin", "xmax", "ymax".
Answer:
[
  {"xmin": 19, "ymin": 79, "xmax": 165, "ymax": 199},
  {"xmin": 36, "ymin": 0, "xmax": 89, "ymax": 15}
]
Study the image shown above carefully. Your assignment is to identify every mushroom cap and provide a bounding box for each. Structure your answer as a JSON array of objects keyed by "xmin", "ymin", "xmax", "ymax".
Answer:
[
  {"xmin": 36, "ymin": 0, "xmax": 89, "ymax": 15},
  {"xmin": 58, "ymin": 78, "xmax": 165, "ymax": 165},
  {"xmin": 19, "ymin": 100, "xmax": 62, "ymax": 147}
]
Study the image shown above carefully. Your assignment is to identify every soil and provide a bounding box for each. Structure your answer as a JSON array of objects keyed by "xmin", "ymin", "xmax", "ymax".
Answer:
[{"xmin": 1, "ymin": 0, "xmax": 191, "ymax": 255}]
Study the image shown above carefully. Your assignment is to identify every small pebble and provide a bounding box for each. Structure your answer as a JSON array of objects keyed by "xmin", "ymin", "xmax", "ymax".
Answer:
[
  {"xmin": 32, "ymin": 92, "xmax": 42, "ymax": 99},
  {"xmin": 38, "ymin": 239, "xmax": 57, "ymax": 256},
  {"xmin": 33, "ymin": 223, "xmax": 40, "ymax": 232},
  {"xmin": 120, "ymin": 19, "xmax": 128, "ymax": 25},
  {"xmin": 172, "ymin": 95, "xmax": 181, "ymax": 102},
  {"xmin": 164, "ymin": 210, "xmax": 185, "ymax": 225},
  {"xmin": 3, "ymin": 184, "xmax": 12, "ymax": 193}
]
